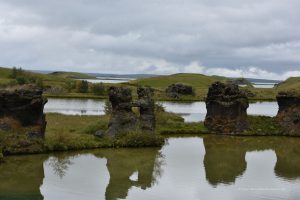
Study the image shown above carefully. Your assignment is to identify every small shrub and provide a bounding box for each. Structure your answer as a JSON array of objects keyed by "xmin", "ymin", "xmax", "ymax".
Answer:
[
  {"xmin": 16, "ymin": 76, "xmax": 27, "ymax": 85},
  {"xmin": 113, "ymin": 132, "xmax": 164, "ymax": 147},
  {"xmin": 76, "ymin": 80, "xmax": 89, "ymax": 93},
  {"xmin": 90, "ymin": 83, "xmax": 106, "ymax": 95}
]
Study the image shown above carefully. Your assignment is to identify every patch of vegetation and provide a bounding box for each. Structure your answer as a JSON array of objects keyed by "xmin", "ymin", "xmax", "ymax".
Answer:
[
  {"xmin": 49, "ymin": 71, "xmax": 97, "ymax": 79},
  {"xmin": 113, "ymin": 132, "xmax": 164, "ymax": 147},
  {"xmin": 242, "ymin": 115, "xmax": 284, "ymax": 136},
  {"xmin": 0, "ymin": 128, "xmax": 45, "ymax": 155},
  {"xmin": 277, "ymin": 77, "xmax": 300, "ymax": 93}
]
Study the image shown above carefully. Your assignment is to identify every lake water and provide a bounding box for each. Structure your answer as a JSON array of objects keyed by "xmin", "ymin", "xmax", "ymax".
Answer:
[
  {"xmin": 78, "ymin": 77, "xmax": 135, "ymax": 84},
  {"xmin": 1, "ymin": 136, "xmax": 300, "ymax": 200},
  {"xmin": 252, "ymin": 83, "xmax": 276, "ymax": 88},
  {"xmin": 45, "ymin": 98, "xmax": 279, "ymax": 122}
]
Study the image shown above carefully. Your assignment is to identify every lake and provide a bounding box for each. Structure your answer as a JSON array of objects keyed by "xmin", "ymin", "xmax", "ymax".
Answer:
[
  {"xmin": 1, "ymin": 136, "xmax": 300, "ymax": 200},
  {"xmin": 45, "ymin": 98, "xmax": 279, "ymax": 122},
  {"xmin": 78, "ymin": 77, "xmax": 135, "ymax": 84}
]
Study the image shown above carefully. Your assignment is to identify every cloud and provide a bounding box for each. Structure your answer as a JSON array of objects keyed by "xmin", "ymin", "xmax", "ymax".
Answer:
[
  {"xmin": 0, "ymin": 0, "xmax": 300, "ymax": 78},
  {"xmin": 183, "ymin": 62, "xmax": 300, "ymax": 80}
]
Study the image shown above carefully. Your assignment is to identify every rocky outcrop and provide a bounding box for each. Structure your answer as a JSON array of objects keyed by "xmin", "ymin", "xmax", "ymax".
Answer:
[
  {"xmin": 276, "ymin": 91, "xmax": 300, "ymax": 134},
  {"xmin": 135, "ymin": 87, "xmax": 156, "ymax": 132},
  {"xmin": 106, "ymin": 86, "xmax": 137, "ymax": 137},
  {"xmin": 204, "ymin": 82, "xmax": 249, "ymax": 134},
  {"xmin": 165, "ymin": 83, "xmax": 194, "ymax": 98},
  {"xmin": 0, "ymin": 85, "xmax": 47, "ymax": 155},
  {"xmin": 0, "ymin": 85, "xmax": 47, "ymax": 137}
]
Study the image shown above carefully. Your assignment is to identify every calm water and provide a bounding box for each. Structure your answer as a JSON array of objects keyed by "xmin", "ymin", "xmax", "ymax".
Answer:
[
  {"xmin": 252, "ymin": 82, "xmax": 277, "ymax": 88},
  {"xmin": 45, "ymin": 98, "xmax": 278, "ymax": 122},
  {"xmin": 1, "ymin": 136, "xmax": 300, "ymax": 200},
  {"xmin": 78, "ymin": 77, "xmax": 134, "ymax": 84}
]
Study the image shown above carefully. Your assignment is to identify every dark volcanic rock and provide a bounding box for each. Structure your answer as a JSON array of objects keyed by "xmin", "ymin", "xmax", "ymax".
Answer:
[
  {"xmin": 204, "ymin": 82, "xmax": 249, "ymax": 134},
  {"xmin": 95, "ymin": 130, "xmax": 105, "ymax": 138},
  {"xmin": 165, "ymin": 83, "xmax": 194, "ymax": 98},
  {"xmin": 135, "ymin": 87, "xmax": 156, "ymax": 132},
  {"xmin": 0, "ymin": 85, "xmax": 47, "ymax": 137},
  {"xmin": 276, "ymin": 91, "xmax": 300, "ymax": 134},
  {"xmin": 106, "ymin": 86, "xmax": 137, "ymax": 137}
]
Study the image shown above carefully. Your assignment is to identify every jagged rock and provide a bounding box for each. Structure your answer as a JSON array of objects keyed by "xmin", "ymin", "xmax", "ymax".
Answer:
[
  {"xmin": 0, "ymin": 85, "xmax": 47, "ymax": 137},
  {"xmin": 276, "ymin": 91, "xmax": 300, "ymax": 134},
  {"xmin": 95, "ymin": 130, "xmax": 105, "ymax": 138},
  {"xmin": 0, "ymin": 85, "xmax": 47, "ymax": 155},
  {"xmin": 135, "ymin": 87, "xmax": 156, "ymax": 132},
  {"xmin": 165, "ymin": 83, "xmax": 194, "ymax": 98},
  {"xmin": 204, "ymin": 82, "xmax": 249, "ymax": 134},
  {"xmin": 106, "ymin": 86, "xmax": 137, "ymax": 137}
]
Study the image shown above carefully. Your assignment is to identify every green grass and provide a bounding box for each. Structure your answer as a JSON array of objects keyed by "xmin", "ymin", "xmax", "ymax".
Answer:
[
  {"xmin": 276, "ymin": 77, "xmax": 300, "ymax": 93},
  {"xmin": 49, "ymin": 71, "xmax": 97, "ymax": 79},
  {"xmin": 1, "ymin": 66, "xmax": 300, "ymax": 101},
  {"xmin": 130, "ymin": 73, "xmax": 228, "ymax": 100}
]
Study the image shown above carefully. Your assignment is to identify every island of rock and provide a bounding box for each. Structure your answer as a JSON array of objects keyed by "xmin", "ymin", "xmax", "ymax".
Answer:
[{"xmin": 204, "ymin": 82, "xmax": 249, "ymax": 134}]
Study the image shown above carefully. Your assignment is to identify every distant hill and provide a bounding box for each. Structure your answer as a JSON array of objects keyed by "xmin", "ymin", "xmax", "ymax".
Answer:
[
  {"xmin": 87, "ymin": 73, "xmax": 157, "ymax": 79},
  {"xmin": 130, "ymin": 73, "xmax": 228, "ymax": 89},
  {"xmin": 49, "ymin": 71, "xmax": 97, "ymax": 79},
  {"xmin": 276, "ymin": 77, "xmax": 300, "ymax": 92}
]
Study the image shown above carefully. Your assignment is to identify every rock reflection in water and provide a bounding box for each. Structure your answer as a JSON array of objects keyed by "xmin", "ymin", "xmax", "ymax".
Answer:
[
  {"xmin": 203, "ymin": 136, "xmax": 300, "ymax": 186},
  {"xmin": 0, "ymin": 154, "xmax": 48, "ymax": 200},
  {"xmin": 203, "ymin": 136, "xmax": 247, "ymax": 185},
  {"xmin": 94, "ymin": 148, "xmax": 163, "ymax": 200},
  {"xmin": 1, "ymin": 136, "xmax": 300, "ymax": 200}
]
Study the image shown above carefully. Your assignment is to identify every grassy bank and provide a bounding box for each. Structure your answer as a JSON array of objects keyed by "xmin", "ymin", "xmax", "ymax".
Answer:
[{"xmin": 44, "ymin": 107, "xmax": 205, "ymax": 151}]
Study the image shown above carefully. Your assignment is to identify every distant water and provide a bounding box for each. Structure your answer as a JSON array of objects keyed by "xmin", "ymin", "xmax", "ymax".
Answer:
[
  {"xmin": 45, "ymin": 98, "xmax": 278, "ymax": 122},
  {"xmin": 1, "ymin": 136, "xmax": 300, "ymax": 200},
  {"xmin": 252, "ymin": 82, "xmax": 276, "ymax": 88},
  {"xmin": 77, "ymin": 77, "xmax": 135, "ymax": 84}
]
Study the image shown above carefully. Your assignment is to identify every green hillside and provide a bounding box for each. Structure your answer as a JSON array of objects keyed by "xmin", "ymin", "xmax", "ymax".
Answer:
[
  {"xmin": 276, "ymin": 77, "xmax": 300, "ymax": 92},
  {"xmin": 49, "ymin": 71, "xmax": 96, "ymax": 79},
  {"xmin": 129, "ymin": 73, "xmax": 228, "ymax": 100},
  {"xmin": 131, "ymin": 73, "xmax": 227, "ymax": 88}
]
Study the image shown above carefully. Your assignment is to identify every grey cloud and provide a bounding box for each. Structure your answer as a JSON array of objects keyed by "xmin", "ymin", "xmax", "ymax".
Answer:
[{"xmin": 0, "ymin": 0, "xmax": 300, "ymax": 77}]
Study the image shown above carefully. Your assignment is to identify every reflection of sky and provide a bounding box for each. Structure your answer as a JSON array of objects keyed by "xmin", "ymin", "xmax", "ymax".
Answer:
[
  {"xmin": 40, "ymin": 138, "xmax": 300, "ymax": 200},
  {"xmin": 41, "ymin": 154, "xmax": 109, "ymax": 200},
  {"xmin": 45, "ymin": 98, "xmax": 106, "ymax": 116},
  {"xmin": 159, "ymin": 101, "xmax": 278, "ymax": 122},
  {"xmin": 45, "ymin": 99, "xmax": 279, "ymax": 122}
]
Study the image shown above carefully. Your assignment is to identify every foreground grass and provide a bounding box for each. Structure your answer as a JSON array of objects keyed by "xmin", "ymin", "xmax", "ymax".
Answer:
[{"xmin": 45, "ymin": 108, "xmax": 206, "ymax": 151}]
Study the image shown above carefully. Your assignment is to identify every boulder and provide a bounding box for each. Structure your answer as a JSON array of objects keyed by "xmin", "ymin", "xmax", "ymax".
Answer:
[
  {"xmin": 135, "ymin": 87, "xmax": 156, "ymax": 132},
  {"xmin": 0, "ymin": 85, "xmax": 47, "ymax": 137},
  {"xmin": 166, "ymin": 83, "xmax": 194, "ymax": 98},
  {"xmin": 95, "ymin": 130, "xmax": 105, "ymax": 138},
  {"xmin": 106, "ymin": 86, "xmax": 137, "ymax": 137},
  {"xmin": 0, "ymin": 85, "xmax": 47, "ymax": 155},
  {"xmin": 276, "ymin": 91, "xmax": 300, "ymax": 134},
  {"xmin": 204, "ymin": 82, "xmax": 249, "ymax": 134}
]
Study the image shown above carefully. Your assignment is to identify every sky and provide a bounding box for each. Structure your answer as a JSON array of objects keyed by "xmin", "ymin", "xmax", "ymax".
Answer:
[{"xmin": 1, "ymin": 0, "xmax": 300, "ymax": 80}]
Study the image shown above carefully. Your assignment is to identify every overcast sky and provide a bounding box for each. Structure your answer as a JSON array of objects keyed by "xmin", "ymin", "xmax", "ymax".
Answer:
[{"xmin": 1, "ymin": 0, "xmax": 300, "ymax": 79}]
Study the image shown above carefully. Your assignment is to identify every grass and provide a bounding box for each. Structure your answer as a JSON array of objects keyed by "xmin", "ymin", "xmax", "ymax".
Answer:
[
  {"xmin": 129, "ymin": 73, "xmax": 228, "ymax": 100},
  {"xmin": 1, "ymin": 66, "xmax": 300, "ymax": 101},
  {"xmin": 1, "ymin": 110, "xmax": 300, "ymax": 157},
  {"xmin": 49, "ymin": 71, "xmax": 97, "ymax": 79}
]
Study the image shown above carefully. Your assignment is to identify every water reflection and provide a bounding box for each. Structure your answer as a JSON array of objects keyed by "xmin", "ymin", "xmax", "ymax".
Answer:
[
  {"xmin": 1, "ymin": 136, "xmax": 300, "ymax": 200},
  {"xmin": 45, "ymin": 98, "xmax": 279, "ymax": 122},
  {"xmin": 0, "ymin": 154, "xmax": 48, "ymax": 200},
  {"xmin": 203, "ymin": 136, "xmax": 247, "ymax": 185},
  {"xmin": 94, "ymin": 148, "xmax": 163, "ymax": 200}
]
